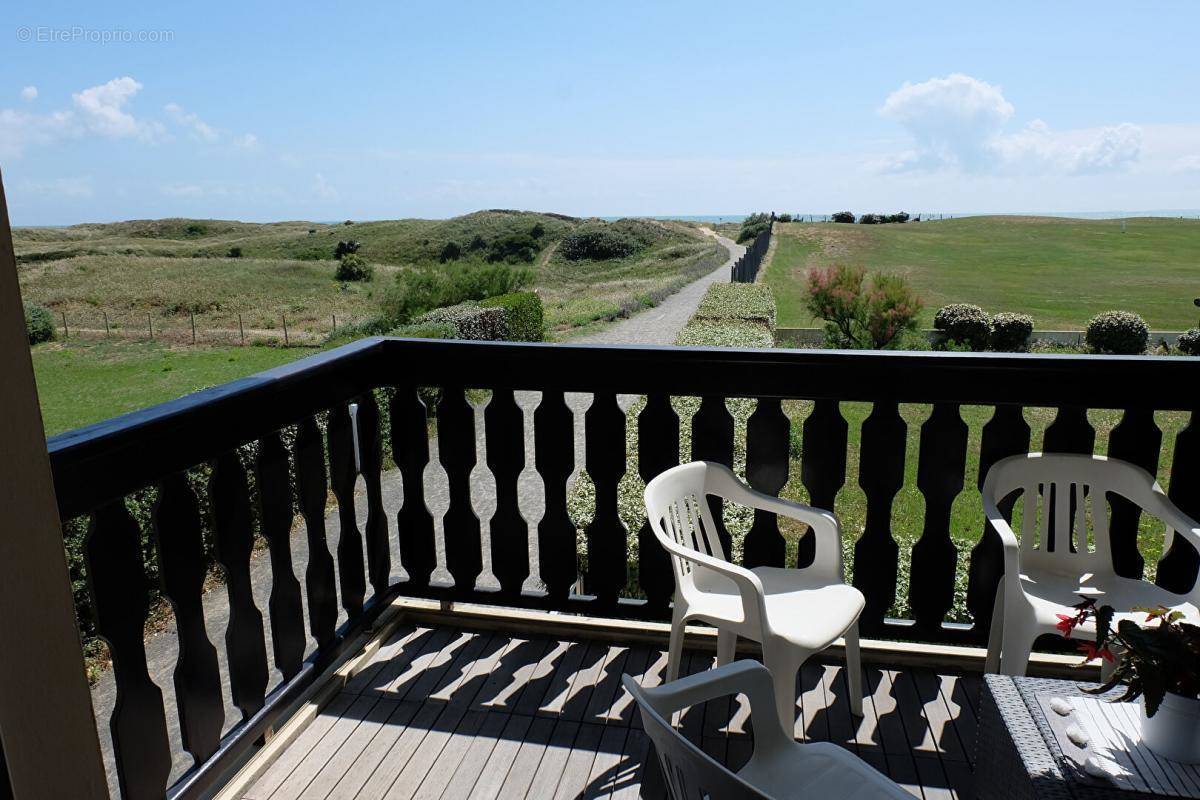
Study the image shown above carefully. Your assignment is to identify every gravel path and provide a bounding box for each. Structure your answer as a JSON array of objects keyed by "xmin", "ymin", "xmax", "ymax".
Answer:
[{"xmin": 90, "ymin": 232, "xmax": 742, "ymax": 795}]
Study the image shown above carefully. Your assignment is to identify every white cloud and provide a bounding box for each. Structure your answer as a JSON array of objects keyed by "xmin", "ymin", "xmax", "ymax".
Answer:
[
  {"xmin": 313, "ymin": 173, "xmax": 338, "ymax": 200},
  {"xmin": 0, "ymin": 108, "xmax": 73, "ymax": 157},
  {"xmin": 234, "ymin": 132, "xmax": 259, "ymax": 149},
  {"xmin": 164, "ymin": 102, "xmax": 218, "ymax": 142},
  {"xmin": 1174, "ymin": 154, "xmax": 1200, "ymax": 172},
  {"xmin": 20, "ymin": 86, "xmax": 37, "ymax": 102},
  {"xmin": 880, "ymin": 74, "xmax": 1142, "ymax": 174},
  {"xmin": 18, "ymin": 176, "xmax": 94, "ymax": 198},
  {"xmin": 72, "ymin": 77, "xmax": 163, "ymax": 140}
]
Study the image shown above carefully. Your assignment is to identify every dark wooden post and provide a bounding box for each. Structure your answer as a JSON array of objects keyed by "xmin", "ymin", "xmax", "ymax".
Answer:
[{"xmin": 0, "ymin": 170, "xmax": 110, "ymax": 796}]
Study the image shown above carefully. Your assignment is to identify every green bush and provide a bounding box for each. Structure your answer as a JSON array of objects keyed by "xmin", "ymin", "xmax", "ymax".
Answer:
[
  {"xmin": 990, "ymin": 312, "xmax": 1034, "ymax": 352},
  {"xmin": 805, "ymin": 265, "xmax": 922, "ymax": 349},
  {"xmin": 381, "ymin": 263, "xmax": 532, "ymax": 323},
  {"xmin": 481, "ymin": 291, "xmax": 544, "ymax": 341},
  {"xmin": 25, "ymin": 302, "xmax": 55, "ymax": 344},
  {"xmin": 1086, "ymin": 310, "xmax": 1149, "ymax": 355},
  {"xmin": 934, "ymin": 303, "xmax": 991, "ymax": 351},
  {"xmin": 388, "ymin": 321, "xmax": 457, "ymax": 339},
  {"xmin": 227, "ymin": 246, "xmax": 243, "ymax": 258},
  {"xmin": 334, "ymin": 239, "xmax": 360, "ymax": 259},
  {"xmin": 335, "ymin": 253, "xmax": 373, "ymax": 282},
  {"xmin": 439, "ymin": 241, "xmax": 462, "ymax": 262},
  {"xmin": 694, "ymin": 283, "xmax": 776, "ymax": 330},
  {"xmin": 418, "ymin": 302, "xmax": 508, "ymax": 340},
  {"xmin": 559, "ymin": 225, "xmax": 639, "ymax": 260},
  {"xmin": 486, "ymin": 232, "xmax": 539, "ymax": 264},
  {"xmin": 1178, "ymin": 329, "xmax": 1200, "ymax": 356},
  {"xmin": 777, "ymin": 213, "xmax": 793, "ymax": 223},
  {"xmin": 831, "ymin": 211, "xmax": 855, "ymax": 224},
  {"xmin": 676, "ymin": 320, "xmax": 775, "ymax": 348}
]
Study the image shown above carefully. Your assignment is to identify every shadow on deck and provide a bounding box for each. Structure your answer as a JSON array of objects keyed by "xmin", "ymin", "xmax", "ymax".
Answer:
[{"xmin": 237, "ymin": 620, "xmax": 980, "ymax": 800}]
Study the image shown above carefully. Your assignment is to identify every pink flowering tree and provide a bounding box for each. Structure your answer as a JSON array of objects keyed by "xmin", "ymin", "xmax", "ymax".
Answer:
[{"xmin": 804, "ymin": 265, "xmax": 922, "ymax": 349}]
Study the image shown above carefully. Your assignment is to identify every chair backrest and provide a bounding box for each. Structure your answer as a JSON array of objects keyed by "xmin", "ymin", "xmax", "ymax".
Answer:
[
  {"xmin": 644, "ymin": 462, "xmax": 733, "ymax": 585},
  {"xmin": 981, "ymin": 452, "xmax": 1177, "ymax": 575},
  {"xmin": 623, "ymin": 660, "xmax": 789, "ymax": 800}
]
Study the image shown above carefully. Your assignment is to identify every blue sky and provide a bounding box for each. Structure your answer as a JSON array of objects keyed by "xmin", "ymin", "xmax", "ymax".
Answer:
[{"xmin": 2, "ymin": 1, "xmax": 1198, "ymax": 224}]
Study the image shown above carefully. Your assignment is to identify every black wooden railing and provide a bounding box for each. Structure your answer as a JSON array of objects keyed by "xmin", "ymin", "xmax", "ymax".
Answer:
[
  {"xmin": 48, "ymin": 337, "xmax": 1200, "ymax": 799},
  {"xmin": 730, "ymin": 226, "xmax": 771, "ymax": 283}
]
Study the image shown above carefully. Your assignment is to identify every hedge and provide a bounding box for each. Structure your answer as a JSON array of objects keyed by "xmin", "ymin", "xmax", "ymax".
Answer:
[
  {"xmin": 933, "ymin": 304, "xmax": 990, "ymax": 351},
  {"xmin": 417, "ymin": 302, "xmax": 509, "ymax": 341},
  {"xmin": 25, "ymin": 302, "xmax": 55, "ymax": 344},
  {"xmin": 990, "ymin": 312, "xmax": 1034, "ymax": 352},
  {"xmin": 1085, "ymin": 310, "xmax": 1149, "ymax": 355},
  {"xmin": 481, "ymin": 291, "xmax": 544, "ymax": 341},
  {"xmin": 693, "ymin": 283, "xmax": 777, "ymax": 330},
  {"xmin": 1179, "ymin": 329, "xmax": 1200, "ymax": 356}
]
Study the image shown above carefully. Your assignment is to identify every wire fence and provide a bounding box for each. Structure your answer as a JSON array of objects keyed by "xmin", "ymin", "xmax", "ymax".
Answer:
[{"xmin": 45, "ymin": 309, "xmax": 371, "ymax": 347}]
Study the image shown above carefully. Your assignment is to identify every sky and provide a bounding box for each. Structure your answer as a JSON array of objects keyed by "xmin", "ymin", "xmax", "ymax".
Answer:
[{"xmin": 1, "ymin": 1, "xmax": 1198, "ymax": 225}]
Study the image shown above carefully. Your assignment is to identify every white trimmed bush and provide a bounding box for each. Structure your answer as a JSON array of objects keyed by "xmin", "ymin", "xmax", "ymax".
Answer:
[{"xmin": 1085, "ymin": 310, "xmax": 1149, "ymax": 355}]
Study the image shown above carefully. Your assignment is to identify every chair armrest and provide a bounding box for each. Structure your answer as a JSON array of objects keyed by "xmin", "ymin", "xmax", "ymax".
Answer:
[
  {"xmin": 981, "ymin": 494, "xmax": 1021, "ymax": 581},
  {"xmin": 703, "ymin": 462, "xmax": 845, "ymax": 578},
  {"xmin": 656, "ymin": 534, "xmax": 768, "ymax": 629}
]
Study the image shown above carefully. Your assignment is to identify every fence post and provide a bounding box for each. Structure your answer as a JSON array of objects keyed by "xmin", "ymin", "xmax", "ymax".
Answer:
[
  {"xmin": 282, "ymin": 314, "xmax": 288, "ymax": 346},
  {"xmin": 103, "ymin": 310, "xmax": 110, "ymax": 338},
  {"xmin": 332, "ymin": 313, "xmax": 336, "ymax": 334},
  {"xmin": 61, "ymin": 311, "xmax": 68, "ymax": 339},
  {"xmin": 147, "ymin": 312, "xmax": 153, "ymax": 340},
  {"xmin": 190, "ymin": 312, "xmax": 196, "ymax": 345},
  {"xmin": 238, "ymin": 313, "xmax": 244, "ymax": 346}
]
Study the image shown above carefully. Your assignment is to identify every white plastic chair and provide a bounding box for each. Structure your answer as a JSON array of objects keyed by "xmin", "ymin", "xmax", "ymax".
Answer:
[
  {"xmin": 644, "ymin": 461, "xmax": 865, "ymax": 731},
  {"xmin": 623, "ymin": 660, "xmax": 909, "ymax": 800},
  {"xmin": 983, "ymin": 452, "xmax": 1200, "ymax": 675}
]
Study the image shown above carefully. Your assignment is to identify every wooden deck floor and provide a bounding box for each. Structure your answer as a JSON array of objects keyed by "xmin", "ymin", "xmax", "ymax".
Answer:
[{"xmin": 240, "ymin": 622, "xmax": 981, "ymax": 799}]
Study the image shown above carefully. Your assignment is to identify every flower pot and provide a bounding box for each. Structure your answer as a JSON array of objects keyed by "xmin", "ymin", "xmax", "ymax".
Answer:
[{"xmin": 1142, "ymin": 692, "xmax": 1200, "ymax": 763}]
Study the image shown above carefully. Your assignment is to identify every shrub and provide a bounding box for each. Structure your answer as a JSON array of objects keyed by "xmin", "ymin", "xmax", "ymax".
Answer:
[
  {"xmin": 1085, "ymin": 310, "xmax": 1149, "ymax": 355},
  {"xmin": 418, "ymin": 302, "xmax": 508, "ymax": 340},
  {"xmin": 694, "ymin": 283, "xmax": 776, "ymax": 330},
  {"xmin": 530, "ymin": 222, "xmax": 545, "ymax": 239},
  {"xmin": 777, "ymin": 213, "xmax": 793, "ymax": 223},
  {"xmin": 439, "ymin": 241, "xmax": 462, "ymax": 263},
  {"xmin": 559, "ymin": 225, "xmax": 639, "ymax": 260},
  {"xmin": 467, "ymin": 233, "xmax": 487, "ymax": 252},
  {"xmin": 1178, "ymin": 329, "xmax": 1200, "ymax": 356},
  {"xmin": 860, "ymin": 213, "xmax": 882, "ymax": 225},
  {"xmin": 481, "ymin": 291, "xmax": 544, "ymax": 341},
  {"xmin": 486, "ymin": 232, "xmax": 539, "ymax": 264},
  {"xmin": 990, "ymin": 312, "xmax": 1034, "ymax": 352},
  {"xmin": 804, "ymin": 265, "xmax": 922, "ymax": 349},
  {"xmin": 933, "ymin": 303, "xmax": 991, "ymax": 351},
  {"xmin": 335, "ymin": 253, "xmax": 373, "ymax": 282},
  {"xmin": 227, "ymin": 246, "xmax": 243, "ymax": 258},
  {"xmin": 25, "ymin": 302, "xmax": 55, "ymax": 344},
  {"xmin": 334, "ymin": 240, "xmax": 360, "ymax": 259},
  {"xmin": 888, "ymin": 211, "xmax": 911, "ymax": 224},
  {"xmin": 381, "ymin": 262, "xmax": 532, "ymax": 323},
  {"xmin": 388, "ymin": 321, "xmax": 457, "ymax": 339},
  {"xmin": 831, "ymin": 211, "xmax": 855, "ymax": 224}
]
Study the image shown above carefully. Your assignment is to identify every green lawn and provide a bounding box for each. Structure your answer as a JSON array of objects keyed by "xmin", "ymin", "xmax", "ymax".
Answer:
[
  {"xmin": 766, "ymin": 217, "xmax": 1200, "ymax": 330},
  {"xmin": 32, "ymin": 341, "xmax": 309, "ymax": 436}
]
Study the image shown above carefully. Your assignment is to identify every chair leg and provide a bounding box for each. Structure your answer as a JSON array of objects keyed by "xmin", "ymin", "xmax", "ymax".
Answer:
[
  {"xmin": 763, "ymin": 644, "xmax": 804, "ymax": 737},
  {"xmin": 666, "ymin": 605, "xmax": 686, "ymax": 683},
  {"xmin": 985, "ymin": 584, "xmax": 1005, "ymax": 674},
  {"xmin": 999, "ymin": 618, "xmax": 1034, "ymax": 677},
  {"xmin": 716, "ymin": 629, "xmax": 736, "ymax": 667},
  {"xmin": 844, "ymin": 622, "xmax": 863, "ymax": 717}
]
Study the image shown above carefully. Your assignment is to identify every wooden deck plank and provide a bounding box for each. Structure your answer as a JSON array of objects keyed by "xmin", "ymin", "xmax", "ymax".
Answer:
[
  {"xmin": 439, "ymin": 709, "xmax": 518, "ymax": 800},
  {"xmin": 492, "ymin": 715, "xmax": 556, "ymax": 799},
  {"xmin": 239, "ymin": 621, "xmax": 981, "ymax": 800},
  {"xmin": 298, "ymin": 698, "xmax": 399, "ymax": 800},
  {"xmin": 243, "ymin": 692, "xmax": 359, "ymax": 799}
]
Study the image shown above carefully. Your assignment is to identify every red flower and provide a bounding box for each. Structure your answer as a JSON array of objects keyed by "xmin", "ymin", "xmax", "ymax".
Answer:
[
  {"xmin": 1056, "ymin": 613, "xmax": 1076, "ymax": 637},
  {"xmin": 1078, "ymin": 641, "xmax": 1115, "ymax": 662}
]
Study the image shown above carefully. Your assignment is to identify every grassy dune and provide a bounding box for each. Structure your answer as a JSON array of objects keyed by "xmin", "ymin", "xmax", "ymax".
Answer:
[{"xmin": 766, "ymin": 216, "xmax": 1200, "ymax": 329}]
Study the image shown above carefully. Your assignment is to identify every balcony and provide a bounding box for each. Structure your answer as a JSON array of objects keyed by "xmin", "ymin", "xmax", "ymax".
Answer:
[{"xmin": 43, "ymin": 337, "xmax": 1200, "ymax": 799}]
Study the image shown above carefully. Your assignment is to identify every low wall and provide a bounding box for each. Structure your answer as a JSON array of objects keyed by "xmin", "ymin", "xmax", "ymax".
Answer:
[{"xmin": 775, "ymin": 328, "xmax": 1188, "ymax": 348}]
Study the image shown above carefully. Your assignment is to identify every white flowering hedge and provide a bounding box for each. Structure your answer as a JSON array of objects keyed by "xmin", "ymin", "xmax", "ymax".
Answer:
[
  {"xmin": 692, "ymin": 283, "xmax": 777, "ymax": 329},
  {"xmin": 417, "ymin": 302, "xmax": 508, "ymax": 341},
  {"xmin": 567, "ymin": 283, "xmax": 778, "ymax": 598}
]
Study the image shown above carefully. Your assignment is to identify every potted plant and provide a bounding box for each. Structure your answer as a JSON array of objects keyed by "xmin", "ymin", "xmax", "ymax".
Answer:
[{"xmin": 1058, "ymin": 598, "xmax": 1200, "ymax": 763}]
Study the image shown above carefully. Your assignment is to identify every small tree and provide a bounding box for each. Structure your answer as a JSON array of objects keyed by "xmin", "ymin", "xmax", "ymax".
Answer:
[
  {"xmin": 804, "ymin": 265, "xmax": 922, "ymax": 349},
  {"xmin": 227, "ymin": 246, "xmax": 243, "ymax": 258},
  {"xmin": 335, "ymin": 253, "xmax": 373, "ymax": 282},
  {"xmin": 831, "ymin": 211, "xmax": 855, "ymax": 224},
  {"xmin": 334, "ymin": 240, "xmax": 360, "ymax": 260},
  {"xmin": 440, "ymin": 241, "xmax": 462, "ymax": 262}
]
